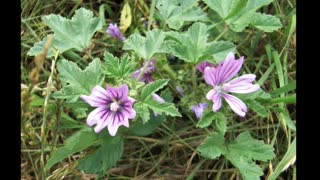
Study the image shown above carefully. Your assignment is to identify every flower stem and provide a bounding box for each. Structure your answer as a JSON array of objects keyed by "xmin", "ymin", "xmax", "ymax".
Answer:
[{"xmin": 136, "ymin": 59, "xmax": 152, "ymax": 82}]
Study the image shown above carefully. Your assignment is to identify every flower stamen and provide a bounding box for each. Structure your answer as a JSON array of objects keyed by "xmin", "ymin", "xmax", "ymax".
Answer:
[{"xmin": 110, "ymin": 102, "xmax": 120, "ymax": 112}]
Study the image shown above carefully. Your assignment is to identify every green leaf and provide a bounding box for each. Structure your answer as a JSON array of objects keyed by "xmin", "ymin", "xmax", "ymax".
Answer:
[
  {"xmin": 281, "ymin": 113, "xmax": 296, "ymax": 131},
  {"xmin": 41, "ymin": 8, "xmax": 103, "ymax": 52},
  {"xmin": 166, "ymin": 22, "xmax": 209, "ymax": 63},
  {"xmin": 144, "ymin": 99, "xmax": 181, "ymax": 117},
  {"xmin": 129, "ymin": 113, "xmax": 165, "ymax": 136},
  {"xmin": 244, "ymin": 99, "xmax": 268, "ymax": 118},
  {"xmin": 268, "ymin": 138, "xmax": 296, "ymax": 180},
  {"xmin": 77, "ymin": 136, "xmax": 124, "ymax": 174},
  {"xmin": 228, "ymin": 131, "xmax": 275, "ymax": 162},
  {"xmin": 226, "ymin": 154, "xmax": 263, "ymax": 180},
  {"xmin": 237, "ymin": 89, "xmax": 271, "ymax": 100},
  {"xmin": 155, "ymin": 0, "xmax": 208, "ymax": 30},
  {"xmin": 102, "ymin": 52, "xmax": 136, "ymax": 79},
  {"xmin": 251, "ymin": 13, "xmax": 282, "ymax": 32},
  {"xmin": 205, "ymin": 41, "xmax": 236, "ymax": 63},
  {"xmin": 204, "ymin": 0, "xmax": 281, "ymax": 32},
  {"xmin": 214, "ymin": 113, "xmax": 227, "ymax": 135},
  {"xmin": 134, "ymin": 102, "xmax": 151, "ymax": 123},
  {"xmin": 196, "ymin": 111, "xmax": 227, "ymax": 134},
  {"xmin": 228, "ymin": 0, "xmax": 275, "ymax": 32},
  {"xmin": 270, "ymin": 95, "xmax": 296, "ymax": 104},
  {"xmin": 160, "ymin": 88, "xmax": 174, "ymax": 102},
  {"xmin": 52, "ymin": 59, "xmax": 104, "ymax": 102},
  {"xmin": 135, "ymin": 81, "xmax": 179, "ymax": 124},
  {"xmin": 196, "ymin": 111, "xmax": 215, "ymax": 128},
  {"xmin": 141, "ymin": 79, "xmax": 169, "ymax": 101},
  {"xmin": 198, "ymin": 131, "xmax": 275, "ymax": 180},
  {"xmin": 27, "ymin": 35, "xmax": 72, "ymax": 58},
  {"xmin": 270, "ymin": 81, "xmax": 296, "ymax": 97},
  {"xmin": 46, "ymin": 127, "xmax": 97, "ymax": 170},
  {"xmin": 123, "ymin": 29, "xmax": 169, "ymax": 59},
  {"xmin": 202, "ymin": 0, "xmax": 240, "ymax": 19},
  {"xmin": 167, "ymin": 22, "xmax": 235, "ymax": 63},
  {"xmin": 198, "ymin": 133, "xmax": 226, "ymax": 159}
]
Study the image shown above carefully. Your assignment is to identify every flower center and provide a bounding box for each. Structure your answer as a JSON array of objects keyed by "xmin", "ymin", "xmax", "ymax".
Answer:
[
  {"xmin": 215, "ymin": 83, "xmax": 230, "ymax": 93},
  {"xmin": 110, "ymin": 102, "xmax": 120, "ymax": 112},
  {"xmin": 214, "ymin": 85, "xmax": 223, "ymax": 93}
]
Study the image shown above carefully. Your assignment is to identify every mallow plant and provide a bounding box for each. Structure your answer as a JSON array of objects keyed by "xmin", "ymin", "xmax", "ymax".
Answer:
[{"xmin": 27, "ymin": 0, "xmax": 292, "ymax": 179}]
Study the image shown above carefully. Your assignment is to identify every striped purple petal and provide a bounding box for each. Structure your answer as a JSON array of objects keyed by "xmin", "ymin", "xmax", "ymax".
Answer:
[
  {"xmin": 107, "ymin": 112, "xmax": 129, "ymax": 136},
  {"xmin": 94, "ymin": 111, "xmax": 113, "ymax": 133},
  {"xmin": 218, "ymin": 52, "xmax": 244, "ymax": 84},
  {"xmin": 80, "ymin": 86, "xmax": 111, "ymax": 107},
  {"xmin": 206, "ymin": 89, "xmax": 222, "ymax": 112},
  {"xmin": 106, "ymin": 84, "xmax": 128, "ymax": 101},
  {"xmin": 222, "ymin": 74, "xmax": 260, "ymax": 94},
  {"xmin": 221, "ymin": 93, "xmax": 247, "ymax": 117},
  {"xmin": 204, "ymin": 67, "xmax": 218, "ymax": 86},
  {"xmin": 81, "ymin": 84, "xmax": 136, "ymax": 136}
]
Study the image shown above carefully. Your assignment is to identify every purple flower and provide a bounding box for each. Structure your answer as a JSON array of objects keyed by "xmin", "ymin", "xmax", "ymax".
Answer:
[
  {"xmin": 197, "ymin": 61, "xmax": 213, "ymax": 73},
  {"xmin": 204, "ymin": 52, "xmax": 260, "ymax": 117},
  {"xmin": 191, "ymin": 103, "xmax": 208, "ymax": 119},
  {"xmin": 106, "ymin": 23, "xmax": 125, "ymax": 41},
  {"xmin": 80, "ymin": 84, "xmax": 136, "ymax": 136},
  {"xmin": 132, "ymin": 59, "xmax": 156, "ymax": 83}
]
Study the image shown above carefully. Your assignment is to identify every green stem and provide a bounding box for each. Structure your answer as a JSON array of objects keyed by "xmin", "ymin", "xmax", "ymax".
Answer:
[
  {"xmin": 162, "ymin": 64, "xmax": 176, "ymax": 80},
  {"xmin": 213, "ymin": 26, "xmax": 229, "ymax": 42},
  {"xmin": 161, "ymin": 123, "xmax": 197, "ymax": 152},
  {"xmin": 147, "ymin": 0, "xmax": 157, "ymax": 31},
  {"xmin": 40, "ymin": 53, "xmax": 58, "ymax": 179},
  {"xmin": 136, "ymin": 59, "xmax": 152, "ymax": 82},
  {"xmin": 192, "ymin": 65, "xmax": 197, "ymax": 90}
]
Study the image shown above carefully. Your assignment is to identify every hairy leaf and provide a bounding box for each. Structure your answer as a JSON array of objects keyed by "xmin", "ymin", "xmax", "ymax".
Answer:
[
  {"xmin": 27, "ymin": 35, "xmax": 72, "ymax": 58},
  {"xmin": 205, "ymin": 41, "xmax": 236, "ymax": 63},
  {"xmin": 228, "ymin": 131, "xmax": 275, "ymax": 162},
  {"xmin": 52, "ymin": 59, "xmax": 104, "ymax": 102},
  {"xmin": 204, "ymin": 0, "xmax": 282, "ymax": 32},
  {"xmin": 123, "ymin": 29, "xmax": 169, "ymax": 59},
  {"xmin": 41, "ymin": 8, "xmax": 103, "ymax": 51},
  {"xmin": 46, "ymin": 128, "xmax": 97, "ymax": 170},
  {"xmin": 244, "ymin": 99, "xmax": 268, "ymax": 118},
  {"xmin": 198, "ymin": 131, "xmax": 275, "ymax": 180},
  {"xmin": 102, "ymin": 52, "xmax": 136, "ymax": 78},
  {"xmin": 167, "ymin": 22, "xmax": 235, "ymax": 63},
  {"xmin": 77, "ymin": 136, "xmax": 123, "ymax": 173},
  {"xmin": 226, "ymin": 154, "xmax": 263, "ymax": 180},
  {"xmin": 251, "ymin": 13, "xmax": 282, "ymax": 32},
  {"xmin": 134, "ymin": 102, "xmax": 151, "ymax": 123},
  {"xmin": 198, "ymin": 133, "xmax": 226, "ymax": 159},
  {"xmin": 155, "ymin": 0, "xmax": 208, "ymax": 30},
  {"xmin": 141, "ymin": 79, "xmax": 169, "ymax": 101},
  {"xmin": 144, "ymin": 99, "xmax": 181, "ymax": 117}
]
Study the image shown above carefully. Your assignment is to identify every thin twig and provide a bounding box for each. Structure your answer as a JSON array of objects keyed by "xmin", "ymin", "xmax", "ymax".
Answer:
[{"xmin": 40, "ymin": 49, "xmax": 59, "ymax": 179}]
